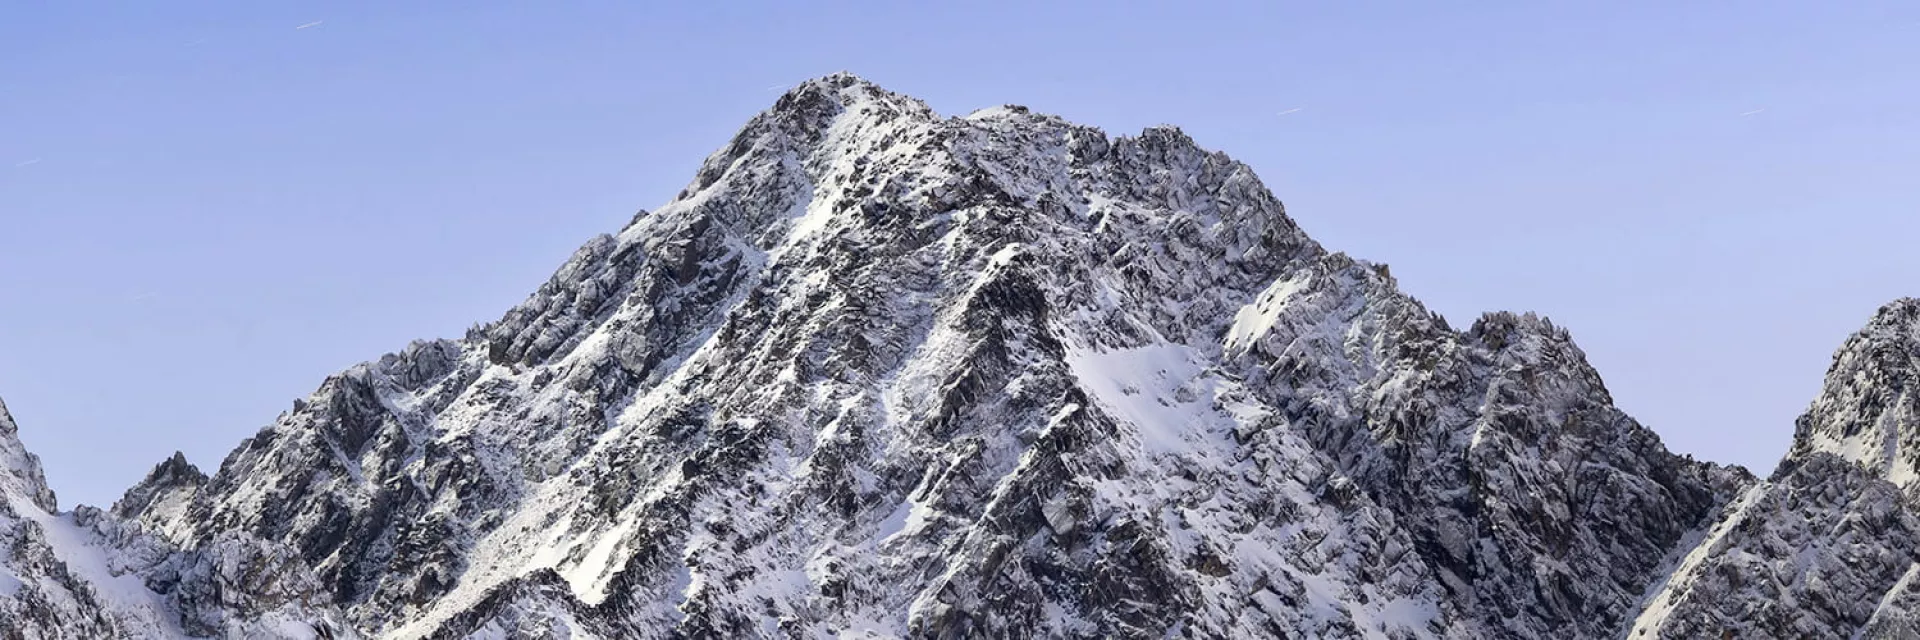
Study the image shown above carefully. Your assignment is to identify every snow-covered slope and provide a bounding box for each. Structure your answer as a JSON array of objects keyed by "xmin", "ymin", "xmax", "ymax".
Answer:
[{"xmin": 2, "ymin": 73, "xmax": 1906, "ymax": 638}]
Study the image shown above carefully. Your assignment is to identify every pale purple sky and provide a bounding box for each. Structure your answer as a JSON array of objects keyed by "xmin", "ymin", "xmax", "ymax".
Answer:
[{"xmin": 3, "ymin": 2, "xmax": 1917, "ymax": 507}]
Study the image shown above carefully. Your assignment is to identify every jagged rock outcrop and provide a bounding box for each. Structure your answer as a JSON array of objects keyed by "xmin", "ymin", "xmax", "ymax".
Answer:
[
  {"xmin": 1, "ymin": 74, "xmax": 1909, "ymax": 638},
  {"xmin": 111, "ymin": 453, "xmax": 208, "ymax": 543}
]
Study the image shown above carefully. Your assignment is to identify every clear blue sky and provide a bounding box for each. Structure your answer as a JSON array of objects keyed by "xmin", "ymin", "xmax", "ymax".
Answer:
[{"xmin": 2, "ymin": 2, "xmax": 1915, "ymax": 508}]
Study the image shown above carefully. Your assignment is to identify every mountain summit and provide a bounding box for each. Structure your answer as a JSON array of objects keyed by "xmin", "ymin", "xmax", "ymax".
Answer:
[{"xmin": 0, "ymin": 74, "xmax": 1910, "ymax": 639}]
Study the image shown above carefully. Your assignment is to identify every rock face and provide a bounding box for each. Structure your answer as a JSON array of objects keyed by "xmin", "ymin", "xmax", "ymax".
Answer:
[{"xmin": 0, "ymin": 74, "xmax": 1910, "ymax": 638}]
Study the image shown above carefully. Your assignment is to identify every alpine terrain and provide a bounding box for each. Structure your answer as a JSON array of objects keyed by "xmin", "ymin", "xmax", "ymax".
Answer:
[{"xmin": 1, "ymin": 74, "xmax": 1914, "ymax": 639}]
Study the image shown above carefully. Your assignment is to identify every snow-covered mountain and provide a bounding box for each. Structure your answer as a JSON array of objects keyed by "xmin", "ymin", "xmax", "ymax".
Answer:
[{"xmin": 0, "ymin": 73, "xmax": 1911, "ymax": 638}]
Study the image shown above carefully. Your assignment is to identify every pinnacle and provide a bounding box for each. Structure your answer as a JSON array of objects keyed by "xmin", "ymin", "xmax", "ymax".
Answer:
[
  {"xmin": 0, "ymin": 395, "xmax": 15, "ymax": 433},
  {"xmin": 0, "ymin": 395, "xmax": 59, "ymax": 513},
  {"xmin": 157, "ymin": 451, "xmax": 204, "ymax": 479}
]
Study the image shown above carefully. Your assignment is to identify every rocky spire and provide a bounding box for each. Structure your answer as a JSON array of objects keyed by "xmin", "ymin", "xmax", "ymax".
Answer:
[
  {"xmin": 110, "ymin": 450, "xmax": 207, "ymax": 532},
  {"xmin": 0, "ymin": 395, "xmax": 58, "ymax": 514}
]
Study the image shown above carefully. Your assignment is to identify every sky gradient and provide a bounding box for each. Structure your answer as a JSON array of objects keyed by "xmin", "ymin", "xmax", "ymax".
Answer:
[{"xmin": 3, "ymin": 1, "xmax": 1917, "ymax": 508}]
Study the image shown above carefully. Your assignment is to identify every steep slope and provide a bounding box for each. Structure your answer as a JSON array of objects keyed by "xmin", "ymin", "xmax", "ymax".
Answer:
[
  {"xmin": 1223, "ymin": 258, "xmax": 1753, "ymax": 638},
  {"xmin": 1630, "ymin": 299, "xmax": 1920, "ymax": 639},
  {"xmin": 0, "ymin": 396, "xmax": 135, "ymax": 638},
  {"xmin": 0, "ymin": 398, "xmax": 353, "ymax": 638}
]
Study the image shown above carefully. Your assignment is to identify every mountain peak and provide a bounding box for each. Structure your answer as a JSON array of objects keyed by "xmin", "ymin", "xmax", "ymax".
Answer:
[
  {"xmin": 0, "ymin": 396, "xmax": 59, "ymax": 514},
  {"xmin": 123, "ymin": 450, "xmax": 206, "ymax": 497},
  {"xmin": 1781, "ymin": 297, "xmax": 1920, "ymax": 487},
  {"xmin": 765, "ymin": 72, "xmax": 934, "ymax": 128},
  {"xmin": 783, "ymin": 71, "xmax": 884, "ymax": 97},
  {"xmin": 109, "ymin": 449, "xmax": 207, "ymax": 533},
  {"xmin": 1866, "ymin": 297, "xmax": 1920, "ymax": 332},
  {"xmin": 662, "ymin": 72, "xmax": 939, "ymax": 219}
]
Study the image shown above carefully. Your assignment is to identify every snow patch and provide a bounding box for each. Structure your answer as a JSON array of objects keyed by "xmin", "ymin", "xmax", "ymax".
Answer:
[
  {"xmin": 1065, "ymin": 343, "xmax": 1227, "ymax": 456},
  {"xmin": 1226, "ymin": 272, "xmax": 1313, "ymax": 353},
  {"xmin": 1627, "ymin": 482, "xmax": 1769, "ymax": 637}
]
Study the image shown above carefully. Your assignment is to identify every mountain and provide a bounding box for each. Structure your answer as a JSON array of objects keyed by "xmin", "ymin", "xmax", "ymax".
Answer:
[{"xmin": 0, "ymin": 73, "xmax": 1907, "ymax": 638}]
